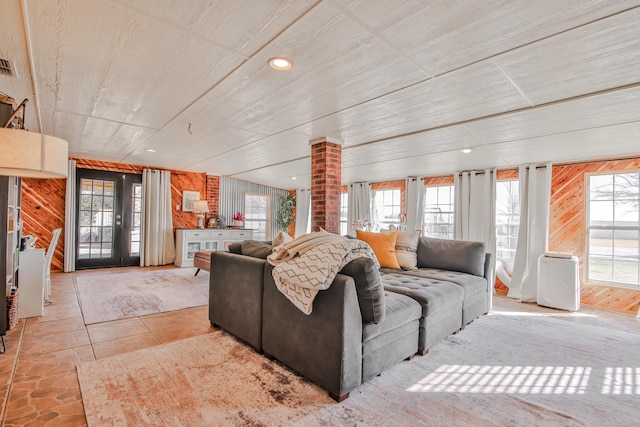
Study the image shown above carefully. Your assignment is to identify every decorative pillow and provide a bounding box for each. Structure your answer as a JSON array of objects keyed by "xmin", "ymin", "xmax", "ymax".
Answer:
[
  {"xmin": 417, "ymin": 237, "xmax": 486, "ymax": 277},
  {"xmin": 395, "ymin": 230, "xmax": 421, "ymax": 270},
  {"xmin": 272, "ymin": 231, "xmax": 293, "ymax": 247},
  {"xmin": 227, "ymin": 242, "xmax": 242, "ymax": 254},
  {"xmin": 240, "ymin": 240, "xmax": 273, "ymax": 259},
  {"xmin": 356, "ymin": 230, "xmax": 400, "ymax": 269},
  {"xmin": 339, "ymin": 257, "xmax": 386, "ymax": 324}
]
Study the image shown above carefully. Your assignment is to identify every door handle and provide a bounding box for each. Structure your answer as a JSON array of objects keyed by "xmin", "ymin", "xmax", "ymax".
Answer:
[{"xmin": 116, "ymin": 221, "xmax": 122, "ymax": 225}]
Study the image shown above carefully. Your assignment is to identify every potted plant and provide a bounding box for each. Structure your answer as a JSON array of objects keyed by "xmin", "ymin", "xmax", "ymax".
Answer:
[
  {"xmin": 276, "ymin": 193, "xmax": 296, "ymax": 232},
  {"xmin": 232, "ymin": 211, "xmax": 244, "ymax": 227}
]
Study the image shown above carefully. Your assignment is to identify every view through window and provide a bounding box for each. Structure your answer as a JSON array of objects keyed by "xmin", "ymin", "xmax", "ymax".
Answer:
[
  {"xmin": 423, "ymin": 185, "xmax": 455, "ymax": 239},
  {"xmin": 372, "ymin": 188, "xmax": 402, "ymax": 230},
  {"xmin": 496, "ymin": 180, "xmax": 520, "ymax": 263},
  {"xmin": 340, "ymin": 192, "xmax": 348, "ymax": 235},
  {"xmin": 245, "ymin": 193, "xmax": 270, "ymax": 241},
  {"xmin": 588, "ymin": 172, "xmax": 640, "ymax": 286}
]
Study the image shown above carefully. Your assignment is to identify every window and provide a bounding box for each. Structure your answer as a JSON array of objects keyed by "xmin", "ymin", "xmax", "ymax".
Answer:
[
  {"xmin": 423, "ymin": 185, "xmax": 454, "ymax": 239},
  {"xmin": 244, "ymin": 193, "xmax": 271, "ymax": 241},
  {"xmin": 587, "ymin": 172, "xmax": 639, "ymax": 286},
  {"xmin": 130, "ymin": 183, "xmax": 142, "ymax": 256},
  {"xmin": 340, "ymin": 192, "xmax": 348, "ymax": 235},
  {"xmin": 372, "ymin": 188, "xmax": 401, "ymax": 230},
  {"xmin": 496, "ymin": 180, "xmax": 520, "ymax": 263}
]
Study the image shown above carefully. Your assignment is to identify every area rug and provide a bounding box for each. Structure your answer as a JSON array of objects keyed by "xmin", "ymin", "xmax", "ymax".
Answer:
[
  {"xmin": 77, "ymin": 306, "xmax": 640, "ymax": 426},
  {"xmin": 75, "ymin": 268, "xmax": 208, "ymax": 325}
]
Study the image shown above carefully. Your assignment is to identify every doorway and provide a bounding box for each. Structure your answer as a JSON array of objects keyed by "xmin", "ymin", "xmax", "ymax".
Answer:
[{"xmin": 75, "ymin": 169, "xmax": 142, "ymax": 269}]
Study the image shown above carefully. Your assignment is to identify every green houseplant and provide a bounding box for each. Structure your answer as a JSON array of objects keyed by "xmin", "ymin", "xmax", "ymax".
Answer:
[{"xmin": 276, "ymin": 193, "xmax": 296, "ymax": 232}]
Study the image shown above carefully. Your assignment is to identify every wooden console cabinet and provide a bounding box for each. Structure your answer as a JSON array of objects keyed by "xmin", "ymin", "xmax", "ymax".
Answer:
[{"xmin": 174, "ymin": 228, "xmax": 253, "ymax": 267}]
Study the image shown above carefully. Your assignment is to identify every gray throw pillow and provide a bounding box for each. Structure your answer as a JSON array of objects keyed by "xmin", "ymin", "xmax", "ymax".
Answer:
[
  {"xmin": 339, "ymin": 257, "xmax": 386, "ymax": 324},
  {"xmin": 228, "ymin": 242, "xmax": 242, "ymax": 254},
  {"xmin": 417, "ymin": 237, "xmax": 486, "ymax": 277},
  {"xmin": 241, "ymin": 240, "xmax": 273, "ymax": 259}
]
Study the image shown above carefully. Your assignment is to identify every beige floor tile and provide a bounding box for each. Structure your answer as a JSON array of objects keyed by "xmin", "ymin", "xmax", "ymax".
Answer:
[
  {"xmin": 140, "ymin": 309, "xmax": 214, "ymax": 343},
  {"xmin": 20, "ymin": 329, "xmax": 90, "ymax": 355},
  {"xmin": 23, "ymin": 317, "xmax": 86, "ymax": 338},
  {"xmin": 39, "ymin": 303, "xmax": 84, "ymax": 322},
  {"xmin": 92, "ymin": 332, "xmax": 160, "ymax": 359},
  {"xmin": 2, "ymin": 399, "xmax": 87, "ymax": 427},
  {"xmin": 86, "ymin": 317, "xmax": 150, "ymax": 344}
]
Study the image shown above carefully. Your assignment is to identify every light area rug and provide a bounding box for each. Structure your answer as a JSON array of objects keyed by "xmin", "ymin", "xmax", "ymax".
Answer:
[
  {"xmin": 77, "ymin": 307, "xmax": 640, "ymax": 426},
  {"xmin": 75, "ymin": 268, "xmax": 208, "ymax": 325}
]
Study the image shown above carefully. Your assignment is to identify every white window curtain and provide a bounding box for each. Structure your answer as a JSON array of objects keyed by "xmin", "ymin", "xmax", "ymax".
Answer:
[
  {"xmin": 405, "ymin": 177, "xmax": 425, "ymax": 231},
  {"xmin": 294, "ymin": 189, "xmax": 311, "ymax": 237},
  {"xmin": 140, "ymin": 169, "xmax": 176, "ymax": 266},
  {"xmin": 347, "ymin": 182, "xmax": 371, "ymax": 232},
  {"xmin": 455, "ymin": 169, "xmax": 497, "ymax": 308},
  {"xmin": 508, "ymin": 163, "xmax": 552, "ymax": 302},
  {"xmin": 63, "ymin": 159, "xmax": 76, "ymax": 272}
]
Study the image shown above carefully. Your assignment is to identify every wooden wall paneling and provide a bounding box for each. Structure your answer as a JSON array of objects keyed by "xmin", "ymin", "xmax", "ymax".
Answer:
[
  {"xmin": 549, "ymin": 158, "xmax": 640, "ymax": 315},
  {"xmin": 423, "ymin": 175, "xmax": 454, "ymax": 186},
  {"xmin": 21, "ymin": 178, "xmax": 66, "ymax": 272},
  {"xmin": 171, "ymin": 172, "xmax": 207, "ymax": 230}
]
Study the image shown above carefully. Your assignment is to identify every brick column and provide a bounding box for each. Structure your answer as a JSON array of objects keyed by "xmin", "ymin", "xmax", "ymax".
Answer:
[
  {"xmin": 205, "ymin": 175, "xmax": 220, "ymax": 216},
  {"xmin": 310, "ymin": 137, "xmax": 342, "ymax": 234}
]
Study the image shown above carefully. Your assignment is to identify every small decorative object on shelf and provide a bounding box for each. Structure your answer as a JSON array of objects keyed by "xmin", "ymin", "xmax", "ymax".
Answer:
[
  {"xmin": 352, "ymin": 218, "xmax": 371, "ymax": 231},
  {"xmin": 232, "ymin": 211, "xmax": 245, "ymax": 228},
  {"xmin": 398, "ymin": 212, "xmax": 407, "ymax": 231}
]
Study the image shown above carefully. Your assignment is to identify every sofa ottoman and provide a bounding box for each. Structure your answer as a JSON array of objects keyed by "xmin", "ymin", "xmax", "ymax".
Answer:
[
  {"xmin": 380, "ymin": 273, "xmax": 464, "ymax": 354},
  {"xmin": 194, "ymin": 251, "xmax": 212, "ymax": 276}
]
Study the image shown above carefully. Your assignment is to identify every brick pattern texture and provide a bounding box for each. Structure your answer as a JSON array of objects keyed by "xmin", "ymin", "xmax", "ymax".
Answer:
[
  {"xmin": 206, "ymin": 175, "xmax": 220, "ymax": 217},
  {"xmin": 311, "ymin": 141, "xmax": 341, "ymax": 234}
]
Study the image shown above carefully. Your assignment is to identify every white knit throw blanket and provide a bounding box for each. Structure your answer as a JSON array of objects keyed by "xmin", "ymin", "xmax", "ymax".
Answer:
[{"xmin": 267, "ymin": 231, "xmax": 377, "ymax": 315}]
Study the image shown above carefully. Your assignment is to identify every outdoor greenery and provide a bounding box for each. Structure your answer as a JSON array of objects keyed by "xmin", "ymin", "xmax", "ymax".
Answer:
[{"xmin": 276, "ymin": 193, "xmax": 296, "ymax": 232}]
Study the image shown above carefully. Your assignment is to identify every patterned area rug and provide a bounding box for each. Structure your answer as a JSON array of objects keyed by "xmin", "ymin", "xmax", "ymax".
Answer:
[
  {"xmin": 77, "ymin": 306, "xmax": 640, "ymax": 426},
  {"xmin": 75, "ymin": 267, "xmax": 208, "ymax": 325},
  {"xmin": 77, "ymin": 332, "xmax": 333, "ymax": 426}
]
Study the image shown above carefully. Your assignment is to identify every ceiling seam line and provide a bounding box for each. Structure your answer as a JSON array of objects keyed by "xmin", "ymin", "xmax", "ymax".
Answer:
[
  {"xmin": 490, "ymin": 59, "xmax": 535, "ymax": 107},
  {"xmin": 120, "ymin": 0, "xmax": 324, "ymax": 161},
  {"xmin": 342, "ymin": 80, "xmax": 640, "ymax": 151}
]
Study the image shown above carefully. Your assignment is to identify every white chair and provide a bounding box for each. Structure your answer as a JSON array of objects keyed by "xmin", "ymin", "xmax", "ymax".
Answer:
[{"xmin": 44, "ymin": 228, "xmax": 62, "ymax": 301}]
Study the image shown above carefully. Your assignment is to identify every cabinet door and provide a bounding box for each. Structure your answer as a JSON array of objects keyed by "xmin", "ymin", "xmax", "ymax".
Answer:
[
  {"xmin": 202, "ymin": 240, "xmax": 219, "ymax": 251},
  {"xmin": 185, "ymin": 240, "xmax": 202, "ymax": 261}
]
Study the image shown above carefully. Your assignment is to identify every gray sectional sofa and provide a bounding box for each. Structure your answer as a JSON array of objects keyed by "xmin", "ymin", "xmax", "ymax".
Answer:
[{"xmin": 208, "ymin": 236, "xmax": 492, "ymax": 401}]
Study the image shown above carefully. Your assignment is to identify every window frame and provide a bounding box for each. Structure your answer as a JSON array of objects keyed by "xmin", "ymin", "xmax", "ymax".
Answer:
[
  {"xmin": 340, "ymin": 191, "xmax": 349, "ymax": 235},
  {"xmin": 495, "ymin": 179, "xmax": 520, "ymax": 264},
  {"xmin": 372, "ymin": 187, "xmax": 402, "ymax": 230},
  {"xmin": 586, "ymin": 171, "xmax": 640, "ymax": 288},
  {"xmin": 244, "ymin": 192, "xmax": 271, "ymax": 241},
  {"xmin": 422, "ymin": 184, "xmax": 455, "ymax": 239}
]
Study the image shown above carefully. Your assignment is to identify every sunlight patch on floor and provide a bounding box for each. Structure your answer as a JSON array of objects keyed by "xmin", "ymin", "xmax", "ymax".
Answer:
[
  {"xmin": 602, "ymin": 367, "xmax": 640, "ymax": 395},
  {"xmin": 407, "ymin": 365, "xmax": 592, "ymax": 394},
  {"xmin": 489, "ymin": 310, "xmax": 596, "ymax": 318}
]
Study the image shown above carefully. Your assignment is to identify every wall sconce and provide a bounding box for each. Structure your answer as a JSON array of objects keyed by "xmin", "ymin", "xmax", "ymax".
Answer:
[{"xmin": 192, "ymin": 200, "xmax": 210, "ymax": 229}]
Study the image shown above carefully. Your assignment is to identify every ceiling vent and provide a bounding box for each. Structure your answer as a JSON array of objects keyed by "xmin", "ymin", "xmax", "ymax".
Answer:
[{"xmin": 0, "ymin": 58, "xmax": 16, "ymax": 77}]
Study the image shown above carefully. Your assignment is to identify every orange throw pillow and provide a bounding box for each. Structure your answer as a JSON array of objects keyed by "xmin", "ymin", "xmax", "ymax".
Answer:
[{"xmin": 356, "ymin": 230, "xmax": 400, "ymax": 269}]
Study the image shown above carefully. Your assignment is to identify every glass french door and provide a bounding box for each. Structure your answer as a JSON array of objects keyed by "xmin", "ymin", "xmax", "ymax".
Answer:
[{"xmin": 75, "ymin": 169, "xmax": 142, "ymax": 269}]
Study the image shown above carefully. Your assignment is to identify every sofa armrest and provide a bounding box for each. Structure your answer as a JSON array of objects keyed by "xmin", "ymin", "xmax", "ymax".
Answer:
[
  {"xmin": 483, "ymin": 252, "xmax": 494, "ymax": 285},
  {"xmin": 209, "ymin": 251, "xmax": 265, "ymax": 351},
  {"xmin": 262, "ymin": 264, "xmax": 363, "ymax": 400}
]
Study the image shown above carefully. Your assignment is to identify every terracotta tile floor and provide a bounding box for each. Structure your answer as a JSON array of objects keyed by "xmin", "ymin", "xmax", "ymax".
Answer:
[
  {"xmin": 1, "ymin": 268, "xmax": 637, "ymax": 426},
  {"xmin": 0, "ymin": 267, "xmax": 214, "ymax": 426}
]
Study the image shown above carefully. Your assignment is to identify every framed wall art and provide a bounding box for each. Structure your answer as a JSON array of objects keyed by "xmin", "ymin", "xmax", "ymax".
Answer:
[{"xmin": 182, "ymin": 190, "xmax": 200, "ymax": 212}]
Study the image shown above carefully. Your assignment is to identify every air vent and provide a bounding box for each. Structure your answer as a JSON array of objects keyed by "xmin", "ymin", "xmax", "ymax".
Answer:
[{"xmin": 0, "ymin": 58, "xmax": 16, "ymax": 77}]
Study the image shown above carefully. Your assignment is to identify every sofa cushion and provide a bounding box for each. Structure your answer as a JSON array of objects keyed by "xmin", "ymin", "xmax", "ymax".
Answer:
[
  {"xmin": 228, "ymin": 242, "xmax": 242, "ymax": 254},
  {"xmin": 417, "ymin": 237, "xmax": 486, "ymax": 277},
  {"xmin": 356, "ymin": 230, "xmax": 401, "ymax": 269},
  {"xmin": 395, "ymin": 230, "xmax": 420, "ymax": 270},
  {"xmin": 362, "ymin": 291, "xmax": 421, "ymax": 342},
  {"xmin": 381, "ymin": 273, "xmax": 464, "ymax": 317},
  {"xmin": 339, "ymin": 257, "xmax": 386, "ymax": 324},
  {"xmin": 400, "ymin": 268, "xmax": 489, "ymax": 297},
  {"xmin": 240, "ymin": 240, "xmax": 273, "ymax": 259}
]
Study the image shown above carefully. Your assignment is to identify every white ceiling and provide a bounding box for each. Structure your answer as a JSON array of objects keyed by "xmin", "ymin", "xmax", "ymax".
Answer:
[{"xmin": 2, "ymin": 0, "xmax": 640, "ymax": 189}]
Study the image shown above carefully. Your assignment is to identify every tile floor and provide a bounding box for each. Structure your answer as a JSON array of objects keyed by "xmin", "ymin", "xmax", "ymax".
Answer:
[
  {"xmin": 0, "ymin": 268, "xmax": 637, "ymax": 426},
  {"xmin": 0, "ymin": 267, "xmax": 214, "ymax": 426}
]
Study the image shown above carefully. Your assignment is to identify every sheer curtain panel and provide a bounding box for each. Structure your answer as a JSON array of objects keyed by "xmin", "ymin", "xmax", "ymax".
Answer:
[
  {"xmin": 508, "ymin": 163, "xmax": 552, "ymax": 302},
  {"xmin": 140, "ymin": 169, "xmax": 176, "ymax": 266},
  {"xmin": 347, "ymin": 182, "xmax": 372, "ymax": 232},
  {"xmin": 455, "ymin": 169, "xmax": 497, "ymax": 308},
  {"xmin": 295, "ymin": 189, "xmax": 311, "ymax": 237},
  {"xmin": 405, "ymin": 177, "xmax": 425, "ymax": 231},
  {"xmin": 63, "ymin": 160, "xmax": 76, "ymax": 272}
]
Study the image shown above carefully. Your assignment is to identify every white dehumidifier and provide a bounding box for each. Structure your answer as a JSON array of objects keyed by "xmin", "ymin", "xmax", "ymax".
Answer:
[{"xmin": 537, "ymin": 253, "xmax": 580, "ymax": 311}]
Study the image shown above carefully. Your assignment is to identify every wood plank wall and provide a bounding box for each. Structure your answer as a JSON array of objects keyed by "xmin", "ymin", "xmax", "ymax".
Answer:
[
  {"xmin": 21, "ymin": 158, "xmax": 214, "ymax": 272},
  {"xmin": 549, "ymin": 158, "xmax": 640, "ymax": 315}
]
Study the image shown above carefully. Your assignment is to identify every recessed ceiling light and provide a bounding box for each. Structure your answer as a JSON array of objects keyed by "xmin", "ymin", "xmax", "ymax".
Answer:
[
  {"xmin": 268, "ymin": 57, "xmax": 293, "ymax": 71},
  {"xmin": 145, "ymin": 149, "xmax": 157, "ymax": 153},
  {"xmin": 461, "ymin": 148, "xmax": 472, "ymax": 154},
  {"xmin": 291, "ymin": 176, "xmax": 297, "ymax": 180}
]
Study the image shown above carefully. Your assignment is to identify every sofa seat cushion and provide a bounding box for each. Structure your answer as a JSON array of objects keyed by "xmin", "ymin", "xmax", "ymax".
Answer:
[
  {"xmin": 380, "ymin": 273, "xmax": 464, "ymax": 317},
  {"xmin": 363, "ymin": 291, "xmax": 421, "ymax": 343},
  {"xmin": 400, "ymin": 269, "xmax": 488, "ymax": 297}
]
